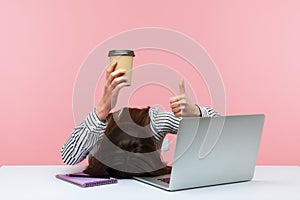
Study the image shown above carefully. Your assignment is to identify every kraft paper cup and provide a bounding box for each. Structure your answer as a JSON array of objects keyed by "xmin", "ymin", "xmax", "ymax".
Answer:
[{"xmin": 108, "ymin": 50, "xmax": 135, "ymax": 86}]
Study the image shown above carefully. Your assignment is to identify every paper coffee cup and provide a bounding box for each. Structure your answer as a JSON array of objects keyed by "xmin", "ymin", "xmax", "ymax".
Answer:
[{"xmin": 108, "ymin": 50, "xmax": 135, "ymax": 86}]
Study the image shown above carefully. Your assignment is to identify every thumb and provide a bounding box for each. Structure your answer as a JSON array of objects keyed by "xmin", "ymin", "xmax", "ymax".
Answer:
[{"xmin": 179, "ymin": 79, "xmax": 186, "ymax": 95}]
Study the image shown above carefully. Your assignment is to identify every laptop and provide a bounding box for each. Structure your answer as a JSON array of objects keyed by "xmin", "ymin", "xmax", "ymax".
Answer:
[{"xmin": 134, "ymin": 114, "xmax": 265, "ymax": 191}]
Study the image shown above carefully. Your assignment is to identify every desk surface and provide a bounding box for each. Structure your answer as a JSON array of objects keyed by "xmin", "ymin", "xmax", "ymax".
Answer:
[{"xmin": 0, "ymin": 165, "xmax": 299, "ymax": 200}]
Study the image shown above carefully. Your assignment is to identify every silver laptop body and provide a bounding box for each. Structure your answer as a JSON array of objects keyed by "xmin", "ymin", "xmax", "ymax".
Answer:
[{"xmin": 134, "ymin": 114, "xmax": 265, "ymax": 191}]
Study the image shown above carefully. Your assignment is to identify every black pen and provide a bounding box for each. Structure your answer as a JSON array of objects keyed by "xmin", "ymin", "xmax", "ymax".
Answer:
[{"xmin": 67, "ymin": 173, "xmax": 110, "ymax": 179}]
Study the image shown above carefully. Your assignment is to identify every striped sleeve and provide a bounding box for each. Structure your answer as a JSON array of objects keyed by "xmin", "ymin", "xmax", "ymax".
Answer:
[
  {"xmin": 149, "ymin": 107, "xmax": 181, "ymax": 141},
  {"xmin": 197, "ymin": 105, "xmax": 220, "ymax": 117},
  {"xmin": 149, "ymin": 105, "xmax": 220, "ymax": 139},
  {"xmin": 61, "ymin": 108, "xmax": 107, "ymax": 165}
]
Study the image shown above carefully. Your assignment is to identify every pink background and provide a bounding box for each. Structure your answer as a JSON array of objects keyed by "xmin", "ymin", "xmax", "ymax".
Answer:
[{"xmin": 0, "ymin": 0, "xmax": 299, "ymax": 165}]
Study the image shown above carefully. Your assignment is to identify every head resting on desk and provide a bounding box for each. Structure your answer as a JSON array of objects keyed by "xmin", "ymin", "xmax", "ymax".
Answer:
[{"xmin": 84, "ymin": 107, "xmax": 171, "ymax": 178}]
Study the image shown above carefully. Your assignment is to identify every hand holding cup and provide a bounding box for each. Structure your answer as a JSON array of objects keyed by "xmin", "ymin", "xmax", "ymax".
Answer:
[{"xmin": 96, "ymin": 62, "xmax": 128, "ymax": 121}]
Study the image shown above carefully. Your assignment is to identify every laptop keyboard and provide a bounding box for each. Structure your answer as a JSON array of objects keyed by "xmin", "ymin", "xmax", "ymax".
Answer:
[{"xmin": 158, "ymin": 177, "xmax": 170, "ymax": 184}]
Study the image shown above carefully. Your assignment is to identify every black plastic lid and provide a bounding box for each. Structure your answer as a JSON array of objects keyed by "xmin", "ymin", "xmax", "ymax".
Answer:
[{"xmin": 108, "ymin": 50, "xmax": 135, "ymax": 57}]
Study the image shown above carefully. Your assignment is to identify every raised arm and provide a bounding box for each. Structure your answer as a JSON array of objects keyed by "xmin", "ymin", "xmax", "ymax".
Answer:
[
  {"xmin": 149, "ymin": 105, "xmax": 219, "ymax": 138},
  {"xmin": 61, "ymin": 62, "xmax": 129, "ymax": 165},
  {"xmin": 149, "ymin": 79, "xmax": 219, "ymax": 138},
  {"xmin": 169, "ymin": 79, "xmax": 220, "ymax": 117}
]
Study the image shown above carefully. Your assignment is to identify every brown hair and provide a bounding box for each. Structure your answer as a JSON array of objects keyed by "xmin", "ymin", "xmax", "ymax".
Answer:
[{"xmin": 84, "ymin": 107, "xmax": 171, "ymax": 178}]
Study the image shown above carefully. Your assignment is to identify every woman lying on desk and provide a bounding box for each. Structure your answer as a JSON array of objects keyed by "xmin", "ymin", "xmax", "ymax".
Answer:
[{"xmin": 61, "ymin": 62, "xmax": 219, "ymax": 178}]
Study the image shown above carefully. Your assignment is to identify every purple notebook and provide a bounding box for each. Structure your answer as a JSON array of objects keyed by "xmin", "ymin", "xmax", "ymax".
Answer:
[{"xmin": 56, "ymin": 172, "xmax": 117, "ymax": 188}]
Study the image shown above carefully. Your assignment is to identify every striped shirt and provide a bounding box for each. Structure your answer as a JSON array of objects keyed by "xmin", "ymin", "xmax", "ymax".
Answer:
[{"xmin": 61, "ymin": 105, "xmax": 219, "ymax": 165}]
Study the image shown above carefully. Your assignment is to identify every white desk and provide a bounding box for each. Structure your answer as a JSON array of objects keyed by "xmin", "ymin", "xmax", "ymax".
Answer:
[{"xmin": 0, "ymin": 166, "xmax": 299, "ymax": 200}]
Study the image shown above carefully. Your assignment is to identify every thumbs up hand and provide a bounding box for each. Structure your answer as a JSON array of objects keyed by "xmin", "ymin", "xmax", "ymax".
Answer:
[{"xmin": 169, "ymin": 79, "xmax": 201, "ymax": 117}]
